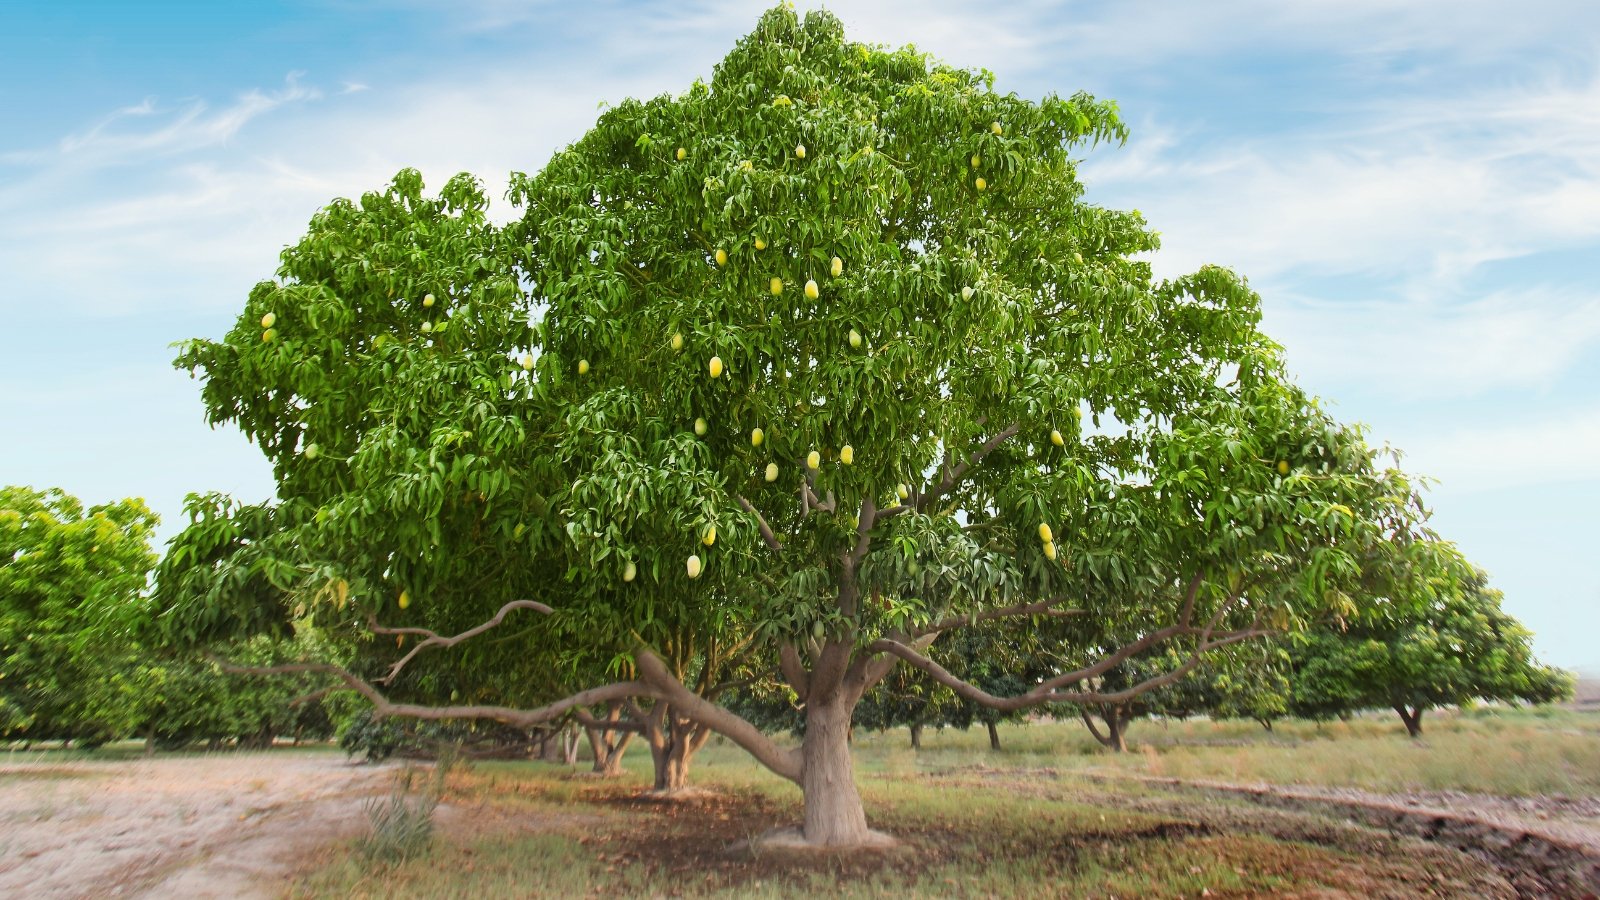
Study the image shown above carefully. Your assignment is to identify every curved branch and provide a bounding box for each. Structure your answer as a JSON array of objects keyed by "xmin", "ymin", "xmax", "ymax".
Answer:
[
  {"xmin": 779, "ymin": 642, "xmax": 810, "ymax": 701},
  {"xmin": 910, "ymin": 598, "xmax": 1084, "ymax": 639},
  {"xmin": 918, "ymin": 423, "xmax": 1021, "ymax": 511},
  {"xmin": 369, "ymin": 599, "xmax": 554, "ymax": 684},
  {"xmin": 735, "ymin": 495, "xmax": 783, "ymax": 552},
  {"xmin": 634, "ymin": 648, "xmax": 802, "ymax": 783},
  {"xmin": 867, "ymin": 624, "xmax": 1273, "ymax": 713},
  {"xmin": 215, "ymin": 657, "xmax": 653, "ymax": 729}
]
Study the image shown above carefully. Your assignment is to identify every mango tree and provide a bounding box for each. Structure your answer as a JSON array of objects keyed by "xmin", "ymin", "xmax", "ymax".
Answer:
[
  {"xmin": 163, "ymin": 7, "xmax": 1440, "ymax": 849},
  {"xmin": 1288, "ymin": 563, "xmax": 1572, "ymax": 737},
  {"xmin": 1, "ymin": 487, "xmax": 159, "ymax": 748}
]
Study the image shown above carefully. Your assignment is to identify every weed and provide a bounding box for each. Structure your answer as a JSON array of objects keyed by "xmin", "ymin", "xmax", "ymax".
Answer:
[{"xmin": 353, "ymin": 746, "xmax": 459, "ymax": 865}]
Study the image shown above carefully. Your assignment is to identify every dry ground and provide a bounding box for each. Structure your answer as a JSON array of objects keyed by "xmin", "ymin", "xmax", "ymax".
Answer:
[
  {"xmin": 0, "ymin": 751, "xmax": 390, "ymax": 898},
  {"xmin": 4, "ymin": 710, "xmax": 1599, "ymax": 898}
]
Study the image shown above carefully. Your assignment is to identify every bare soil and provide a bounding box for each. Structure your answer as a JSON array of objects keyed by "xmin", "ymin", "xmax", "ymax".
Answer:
[{"xmin": 0, "ymin": 751, "xmax": 389, "ymax": 899}]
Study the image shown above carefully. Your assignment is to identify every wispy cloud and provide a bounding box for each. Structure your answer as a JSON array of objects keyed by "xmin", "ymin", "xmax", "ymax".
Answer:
[
  {"xmin": 1269, "ymin": 288, "xmax": 1600, "ymax": 400},
  {"xmin": 15, "ymin": 74, "xmax": 323, "ymax": 167},
  {"xmin": 1402, "ymin": 409, "xmax": 1600, "ymax": 493}
]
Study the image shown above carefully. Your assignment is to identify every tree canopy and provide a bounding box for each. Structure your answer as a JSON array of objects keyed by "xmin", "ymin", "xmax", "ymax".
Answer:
[
  {"xmin": 1289, "ymin": 567, "xmax": 1572, "ymax": 736},
  {"xmin": 161, "ymin": 6, "xmax": 1451, "ymax": 848}
]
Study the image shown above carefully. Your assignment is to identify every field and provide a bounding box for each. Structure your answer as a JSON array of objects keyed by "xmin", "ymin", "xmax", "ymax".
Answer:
[{"xmin": 6, "ymin": 705, "xmax": 1596, "ymax": 898}]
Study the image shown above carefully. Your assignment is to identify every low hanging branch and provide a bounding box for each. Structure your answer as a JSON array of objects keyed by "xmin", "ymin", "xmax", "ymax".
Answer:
[
  {"xmin": 368, "ymin": 598, "xmax": 554, "ymax": 684},
  {"xmin": 866, "ymin": 575, "xmax": 1269, "ymax": 712},
  {"xmin": 908, "ymin": 598, "xmax": 1085, "ymax": 640},
  {"xmin": 215, "ymin": 656, "xmax": 655, "ymax": 730}
]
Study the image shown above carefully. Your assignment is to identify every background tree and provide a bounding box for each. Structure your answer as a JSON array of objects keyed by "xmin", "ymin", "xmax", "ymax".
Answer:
[
  {"xmin": 1, "ymin": 486, "xmax": 158, "ymax": 748},
  {"xmin": 1289, "ymin": 565, "xmax": 1573, "ymax": 737},
  {"xmin": 161, "ymin": 6, "xmax": 1440, "ymax": 849}
]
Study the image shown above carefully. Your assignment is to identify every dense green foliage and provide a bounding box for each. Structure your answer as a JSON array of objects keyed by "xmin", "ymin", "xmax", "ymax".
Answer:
[
  {"xmin": 1, "ymin": 486, "xmax": 158, "ymax": 746},
  {"xmin": 1, "ymin": 485, "xmax": 337, "ymax": 749},
  {"xmin": 159, "ymin": 6, "xmax": 1465, "ymax": 844},
  {"xmin": 1289, "ymin": 569, "xmax": 1572, "ymax": 735}
]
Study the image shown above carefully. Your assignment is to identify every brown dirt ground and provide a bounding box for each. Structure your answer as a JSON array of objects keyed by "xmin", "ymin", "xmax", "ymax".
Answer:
[{"xmin": 0, "ymin": 752, "xmax": 390, "ymax": 899}]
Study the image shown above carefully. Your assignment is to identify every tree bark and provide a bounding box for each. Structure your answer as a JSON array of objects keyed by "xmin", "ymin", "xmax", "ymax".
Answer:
[
  {"xmin": 800, "ymin": 694, "xmax": 872, "ymax": 847},
  {"xmin": 1395, "ymin": 704, "xmax": 1424, "ymax": 738},
  {"xmin": 561, "ymin": 724, "xmax": 581, "ymax": 765},
  {"xmin": 638, "ymin": 703, "xmax": 711, "ymax": 795},
  {"xmin": 1082, "ymin": 707, "xmax": 1128, "ymax": 752},
  {"xmin": 585, "ymin": 704, "xmax": 634, "ymax": 777},
  {"xmin": 986, "ymin": 719, "xmax": 1001, "ymax": 751},
  {"xmin": 908, "ymin": 721, "xmax": 923, "ymax": 750}
]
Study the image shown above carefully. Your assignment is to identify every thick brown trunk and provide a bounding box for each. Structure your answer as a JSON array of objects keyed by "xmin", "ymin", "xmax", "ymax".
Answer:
[
  {"xmin": 908, "ymin": 722, "xmax": 922, "ymax": 750},
  {"xmin": 800, "ymin": 696, "xmax": 871, "ymax": 847},
  {"xmin": 642, "ymin": 705, "xmax": 709, "ymax": 794},
  {"xmin": 986, "ymin": 719, "xmax": 1001, "ymax": 751}
]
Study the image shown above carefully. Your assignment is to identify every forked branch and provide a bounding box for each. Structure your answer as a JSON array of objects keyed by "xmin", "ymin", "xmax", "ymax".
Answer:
[
  {"xmin": 369, "ymin": 598, "xmax": 554, "ymax": 684},
  {"xmin": 918, "ymin": 423, "xmax": 1022, "ymax": 510}
]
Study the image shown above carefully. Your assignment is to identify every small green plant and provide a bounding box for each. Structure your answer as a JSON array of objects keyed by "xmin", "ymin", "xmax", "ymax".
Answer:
[{"xmin": 354, "ymin": 747, "xmax": 458, "ymax": 864}]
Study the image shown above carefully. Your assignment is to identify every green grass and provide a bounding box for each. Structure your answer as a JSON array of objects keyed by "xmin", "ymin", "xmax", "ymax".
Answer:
[{"xmin": 840, "ymin": 706, "xmax": 1600, "ymax": 798}]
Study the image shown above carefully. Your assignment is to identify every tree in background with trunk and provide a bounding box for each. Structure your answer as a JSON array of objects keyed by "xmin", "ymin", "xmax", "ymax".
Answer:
[{"xmin": 1289, "ymin": 567, "xmax": 1573, "ymax": 737}]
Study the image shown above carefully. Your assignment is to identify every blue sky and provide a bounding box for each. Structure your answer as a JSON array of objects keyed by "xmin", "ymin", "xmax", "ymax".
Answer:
[{"xmin": 2, "ymin": 1, "xmax": 1596, "ymax": 670}]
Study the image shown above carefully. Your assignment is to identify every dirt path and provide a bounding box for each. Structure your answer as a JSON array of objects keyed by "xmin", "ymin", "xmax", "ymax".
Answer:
[{"xmin": 0, "ymin": 751, "xmax": 391, "ymax": 899}]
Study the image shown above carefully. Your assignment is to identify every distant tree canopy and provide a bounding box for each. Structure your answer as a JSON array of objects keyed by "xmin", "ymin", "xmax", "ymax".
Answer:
[
  {"xmin": 1289, "ymin": 569, "xmax": 1573, "ymax": 736},
  {"xmin": 160, "ymin": 6, "xmax": 1468, "ymax": 848},
  {"xmin": 1, "ymin": 486, "xmax": 158, "ymax": 746},
  {"xmin": 0, "ymin": 485, "xmax": 336, "ymax": 750}
]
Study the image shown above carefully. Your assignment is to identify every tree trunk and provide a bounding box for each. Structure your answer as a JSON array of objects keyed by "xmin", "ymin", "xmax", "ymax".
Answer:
[
  {"xmin": 638, "ymin": 704, "xmax": 711, "ymax": 795},
  {"xmin": 908, "ymin": 722, "xmax": 923, "ymax": 750},
  {"xmin": 800, "ymin": 695, "xmax": 872, "ymax": 847},
  {"xmin": 986, "ymin": 719, "xmax": 1001, "ymax": 751},
  {"xmin": 1395, "ymin": 705, "xmax": 1424, "ymax": 738},
  {"xmin": 585, "ymin": 725, "xmax": 633, "ymax": 777},
  {"xmin": 561, "ymin": 725, "xmax": 581, "ymax": 765},
  {"xmin": 1082, "ymin": 707, "xmax": 1128, "ymax": 752},
  {"xmin": 143, "ymin": 722, "xmax": 157, "ymax": 757},
  {"xmin": 1257, "ymin": 717, "xmax": 1274, "ymax": 733}
]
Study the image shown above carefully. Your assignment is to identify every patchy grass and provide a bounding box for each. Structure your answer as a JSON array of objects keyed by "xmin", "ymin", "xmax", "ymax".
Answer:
[
  {"xmin": 289, "ymin": 730, "xmax": 1519, "ymax": 898},
  {"xmin": 847, "ymin": 707, "xmax": 1600, "ymax": 798}
]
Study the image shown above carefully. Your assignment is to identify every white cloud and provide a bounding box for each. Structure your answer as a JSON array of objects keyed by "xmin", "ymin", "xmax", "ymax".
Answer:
[
  {"xmin": 1268, "ymin": 288, "xmax": 1600, "ymax": 400},
  {"xmin": 1085, "ymin": 69, "xmax": 1600, "ymax": 290},
  {"xmin": 1401, "ymin": 409, "xmax": 1600, "ymax": 493}
]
